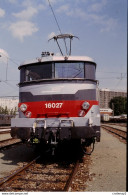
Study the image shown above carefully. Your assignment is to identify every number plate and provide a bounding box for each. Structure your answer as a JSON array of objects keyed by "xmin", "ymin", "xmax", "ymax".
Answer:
[{"xmin": 45, "ymin": 103, "xmax": 63, "ymax": 108}]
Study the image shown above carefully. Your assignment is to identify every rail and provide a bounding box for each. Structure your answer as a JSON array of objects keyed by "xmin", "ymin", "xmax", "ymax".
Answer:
[
  {"xmin": 101, "ymin": 124, "xmax": 127, "ymax": 143},
  {"xmin": 0, "ymin": 155, "xmax": 40, "ymax": 187},
  {"xmin": 64, "ymin": 160, "xmax": 79, "ymax": 191},
  {"xmin": 0, "ymin": 155, "xmax": 80, "ymax": 191},
  {"xmin": 0, "ymin": 139, "xmax": 21, "ymax": 150}
]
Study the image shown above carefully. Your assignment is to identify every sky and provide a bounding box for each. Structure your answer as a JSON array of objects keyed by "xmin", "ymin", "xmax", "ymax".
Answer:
[{"xmin": 0, "ymin": 0, "xmax": 127, "ymax": 97}]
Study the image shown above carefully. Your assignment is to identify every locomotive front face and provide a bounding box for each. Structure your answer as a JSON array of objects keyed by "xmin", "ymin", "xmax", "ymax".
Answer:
[{"xmin": 11, "ymin": 57, "xmax": 100, "ymax": 145}]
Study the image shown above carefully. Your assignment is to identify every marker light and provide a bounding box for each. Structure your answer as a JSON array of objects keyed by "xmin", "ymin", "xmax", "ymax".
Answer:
[
  {"xmin": 82, "ymin": 101, "xmax": 90, "ymax": 110},
  {"xmin": 78, "ymin": 110, "xmax": 85, "ymax": 117},
  {"xmin": 20, "ymin": 104, "xmax": 27, "ymax": 112},
  {"xmin": 25, "ymin": 111, "xmax": 31, "ymax": 118}
]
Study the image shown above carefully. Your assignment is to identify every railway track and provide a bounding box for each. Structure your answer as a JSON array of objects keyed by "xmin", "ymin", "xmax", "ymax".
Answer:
[
  {"xmin": 0, "ymin": 126, "xmax": 11, "ymax": 129},
  {"xmin": 0, "ymin": 154, "xmax": 80, "ymax": 191},
  {"xmin": 101, "ymin": 124, "xmax": 127, "ymax": 143},
  {"xmin": 0, "ymin": 138, "xmax": 14, "ymax": 144},
  {"xmin": 108, "ymin": 123, "xmax": 127, "ymax": 128},
  {"xmin": 0, "ymin": 126, "xmax": 21, "ymax": 150},
  {"xmin": 0, "ymin": 138, "xmax": 22, "ymax": 150},
  {"xmin": 0, "ymin": 130, "xmax": 10, "ymax": 133},
  {"xmin": 0, "ymin": 129, "xmax": 11, "ymax": 140}
]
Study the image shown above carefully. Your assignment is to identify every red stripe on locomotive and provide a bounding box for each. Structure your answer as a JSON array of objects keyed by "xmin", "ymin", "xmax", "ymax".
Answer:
[{"xmin": 19, "ymin": 100, "xmax": 99, "ymax": 118}]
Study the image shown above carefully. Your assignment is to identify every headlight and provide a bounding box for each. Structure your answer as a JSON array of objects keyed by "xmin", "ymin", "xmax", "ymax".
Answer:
[
  {"xmin": 25, "ymin": 111, "xmax": 31, "ymax": 118},
  {"xmin": 20, "ymin": 104, "xmax": 27, "ymax": 112},
  {"xmin": 82, "ymin": 101, "xmax": 90, "ymax": 110}
]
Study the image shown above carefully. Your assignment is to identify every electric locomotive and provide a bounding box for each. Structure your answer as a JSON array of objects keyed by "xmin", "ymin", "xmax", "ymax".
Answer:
[{"xmin": 11, "ymin": 34, "xmax": 100, "ymax": 152}]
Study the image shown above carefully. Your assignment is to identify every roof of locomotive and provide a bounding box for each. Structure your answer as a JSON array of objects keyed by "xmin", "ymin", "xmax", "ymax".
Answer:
[{"xmin": 19, "ymin": 55, "xmax": 96, "ymax": 69}]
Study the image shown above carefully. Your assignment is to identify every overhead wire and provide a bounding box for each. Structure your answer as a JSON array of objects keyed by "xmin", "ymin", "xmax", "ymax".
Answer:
[
  {"xmin": 47, "ymin": 0, "xmax": 61, "ymax": 35},
  {"xmin": 3, "ymin": 80, "xmax": 18, "ymax": 89},
  {"xmin": 97, "ymin": 71, "xmax": 126, "ymax": 74},
  {"xmin": 0, "ymin": 52, "xmax": 19, "ymax": 66},
  {"xmin": 0, "ymin": 50, "xmax": 19, "ymax": 96},
  {"xmin": 114, "ymin": 73, "xmax": 127, "ymax": 89},
  {"xmin": 0, "ymin": 80, "xmax": 18, "ymax": 97},
  {"xmin": 47, "ymin": 0, "xmax": 68, "ymax": 56},
  {"xmin": 96, "ymin": 71, "xmax": 127, "ymax": 80}
]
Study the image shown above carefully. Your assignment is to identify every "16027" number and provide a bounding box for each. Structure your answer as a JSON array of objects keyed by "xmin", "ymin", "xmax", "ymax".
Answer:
[{"xmin": 45, "ymin": 103, "xmax": 63, "ymax": 108}]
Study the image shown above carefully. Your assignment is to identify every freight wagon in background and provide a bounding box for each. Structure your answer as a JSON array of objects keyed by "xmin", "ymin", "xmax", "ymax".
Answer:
[
  {"xmin": 110, "ymin": 115, "xmax": 127, "ymax": 123},
  {"xmin": 100, "ymin": 108, "xmax": 113, "ymax": 122},
  {"xmin": 101, "ymin": 114, "xmax": 110, "ymax": 122},
  {"xmin": 100, "ymin": 108, "xmax": 127, "ymax": 123}
]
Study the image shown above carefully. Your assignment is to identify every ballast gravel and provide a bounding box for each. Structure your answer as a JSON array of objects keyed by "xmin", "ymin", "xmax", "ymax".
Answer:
[
  {"xmin": 0, "ymin": 144, "xmax": 36, "ymax": 179},
  {"xmin": 0, "ymin": 126, "xmax": 126, "ymax": 192},
  {"xmin": 82, "ymin": 128, "xmax": 126, "ymax": 192}
]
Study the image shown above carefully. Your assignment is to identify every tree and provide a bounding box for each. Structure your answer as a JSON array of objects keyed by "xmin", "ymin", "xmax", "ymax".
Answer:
[
  {"xmin": 13, "ymin": 107, "xmax": 17, "ymax": 115},
  {"xmin": 0, "ymin": 106, "xmax": 2, "ymax": 114},
  {"xmin": 109, "ymin": 96, "xmax": 127, "ymax": 116},
  {"xmin": 4, "ymin": 106, "xmax": 9, "ymax": 114},
  {"xmin": 0, "ymin": 106, "xmax": 5, "ymax": 114},
  {"xmin": 0, "ymin": 106, "xmax": 10, "ymax": 114},
  {"xmin": 10, "ymin": 108, "xmax": 14, "ymax": 115}
]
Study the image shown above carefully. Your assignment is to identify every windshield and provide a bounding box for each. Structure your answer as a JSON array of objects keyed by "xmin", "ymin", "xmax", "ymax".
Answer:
[
  {"xmin": 20, "ymin": 61, "xmax": 95, "ymax": 82},
  {"xmin": 20, "ymin": 63, "xmax": 52, "ymax": 82},
  {"xmin": 55, "ymin": 62, "xmax": 84, "ymax": 78}
]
